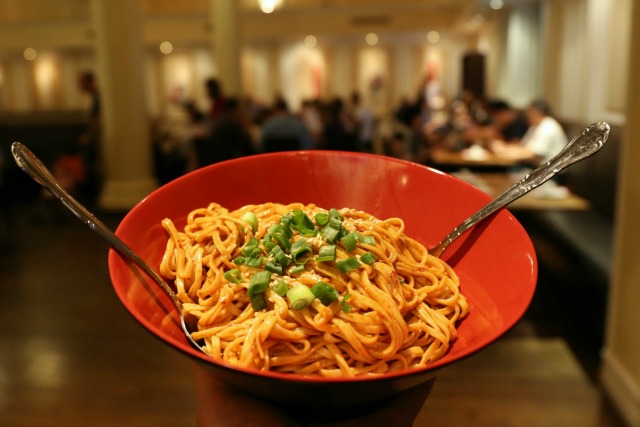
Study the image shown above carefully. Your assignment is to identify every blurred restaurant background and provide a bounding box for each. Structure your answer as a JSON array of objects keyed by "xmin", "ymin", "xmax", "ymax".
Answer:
[{"xmin": 1, "ymin": 0, "xmax": 640, "ymax": 426}]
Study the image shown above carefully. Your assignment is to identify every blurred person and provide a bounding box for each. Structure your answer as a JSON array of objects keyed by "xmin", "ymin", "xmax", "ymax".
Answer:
[
  {"xmin": 424, "ymin": 98, "xmax": 477, "ymax": 152},
  {"xmin": 323, "ymin": 97, "xmax": 358, "ymax": 152},
  {"xmin": 394, "ymin": 96, "xmax": 419, "ymax": 127},
  {"xmin": 241, "ymin": 96, "xmax": 269, "ymax": 145},
  {"xmin": 206, "ymin": 78, "xmax": 226, "ymax": 121},
  {"xmin": 458, "ymin": 90, "xmax": 488, "ymax": 125},
  {"xmin": 78, "ymin": 71, "xmax": 101, "ymax": 198},
  {"xmin": 169, "ymin": 101, "xmax": 208, "ymax": 176},
  {"xmin": 484, "ymin": 99, "xmax": 529, "ymax": 143},
  {"xmin": 422, "ymin": 71, "xmax": 442, "ymax": 112},
  {"xmin": 260, "ymin": 98, "xmax": 314, "ymax": 152},
  {"xmin": 195, "ymin": 97, "xmax": 255, "ymax": 167},
  {"xmin": 491, "ymin": 99, "xmax": 567, "ymax": 165},
  {"xmin": 78, "ymin": 71, "xmax": 101, "ymax": 135},
  {"xmin": 49, "ymin": 71, "xmax": 101, "ymax": 202},
  {"xmin": 386, "ymin": 130, "xmax": 412, "ymax": 161},
  {"xmin": 300, "ymin": 99, "xmax": 324, "ymax": 146},
  {"xmin": 349, "ymin": 92, "xmax": 375, "ymax": 152}
]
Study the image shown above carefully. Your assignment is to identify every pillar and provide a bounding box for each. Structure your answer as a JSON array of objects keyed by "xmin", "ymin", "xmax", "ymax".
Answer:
[
  {"xmin": 210, "ymin": 0, "xmax": 241, "ymax": 97},
  {"xmin": 90, "ymin": 0, "xmax": 157, "ymax": 210}
]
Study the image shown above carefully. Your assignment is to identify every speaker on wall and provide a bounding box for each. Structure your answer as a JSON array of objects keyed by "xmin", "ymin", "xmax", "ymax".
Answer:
[{"xmin": 462, "ymin": 52, "xmax": 485, "ymax": 99}]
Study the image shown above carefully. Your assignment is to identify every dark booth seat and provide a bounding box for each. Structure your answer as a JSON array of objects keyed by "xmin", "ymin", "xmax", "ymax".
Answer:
[{"xmin": 520, "ymin": 121, "xmax": 621, "ymax": 350}]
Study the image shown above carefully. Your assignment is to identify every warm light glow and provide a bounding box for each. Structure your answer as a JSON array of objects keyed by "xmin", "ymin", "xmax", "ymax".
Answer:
[
  {"xmin": 163, "ymin": 53, "xmax": 194, "ymax": 104},
  {"xmin": 365, "ymin": 32, "xmax": 379, "ymax": 46},
  {"xmin": 259, "ymin": 0, "xmax": 282, "ymax": 14},
  {"xmin": 427, "ymin": 31, "xmax": 440, "ymax": 44},
  {"xmin": 304, "ymin": 35, "xmax": 317, "ymax": 48},
  {"xmin": 23, "ymin": 47, "xmax": 37, "ymax": 61},
  {"xmin": 490, "ymin": 0, "xmax": 504, "ymax": 10},
  {"xmin": 465, "ymin": 14, "xmax": 485, "ymax": 32},
  {"xmin": 280, "ymin": 44, "xmax": 325, "ymax": 111},
  {"xmin": 24, "ymin": 337, "xmax": 65, "ymax": 389},
  {"xmin": 159, "ymin": 41, "xmax": 173, "ymax": 55},
  {"xmin": 34, "ymin": 53, "xmax": 60, "ymax": 109}
]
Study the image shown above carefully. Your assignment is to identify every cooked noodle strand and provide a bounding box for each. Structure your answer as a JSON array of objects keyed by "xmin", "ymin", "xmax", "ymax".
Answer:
[{"xmin": 160, "ymin": 202, "xmax": 468, "ymax": 377}]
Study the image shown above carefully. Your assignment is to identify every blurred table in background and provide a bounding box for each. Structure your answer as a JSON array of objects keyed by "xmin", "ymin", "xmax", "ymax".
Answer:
[
  {"xmin": 431, "ymin": 146, "xmax": 522, "ymax": 170},
  {"xmin": 453, "ymin": 170, "xmax": 590, "ymax": 211}
]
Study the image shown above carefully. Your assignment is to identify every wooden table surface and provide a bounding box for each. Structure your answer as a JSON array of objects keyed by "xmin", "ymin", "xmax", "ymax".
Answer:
[{"xmin": 1, "ymin": 201, "xmax": 624, "ymax": 427}]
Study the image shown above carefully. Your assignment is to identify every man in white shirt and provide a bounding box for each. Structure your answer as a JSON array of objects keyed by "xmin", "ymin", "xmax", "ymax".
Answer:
[
  {"xmin": 492, "ymin": 99, "xmax": 568, "ymax": 165},
  {"xmin": 521, "ymin": 99, "xmax": 568, "ymax": 163}
]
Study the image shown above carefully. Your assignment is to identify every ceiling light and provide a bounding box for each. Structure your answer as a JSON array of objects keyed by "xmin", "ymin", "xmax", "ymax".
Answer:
[
  {"xmin": 23, "ymin": 47, "xmax": 37, "ymax": 61},
  {"xmin": 365, "ymin": 33, "xmax": 378, "ymax": 46},
  {"xmin": 304, "ymin": 35, "xmax": 317, "ymax": 48},
  {"xmin": 259, "ymin": 0, "xmax": 282, "ymax": 14},
  {"xmin": 490, "ymin": 0, "xmax": 504, "ymax": 10},
  {"xmin": 159, "ymin": 41, "xmax": 173, "ymax": 55}
]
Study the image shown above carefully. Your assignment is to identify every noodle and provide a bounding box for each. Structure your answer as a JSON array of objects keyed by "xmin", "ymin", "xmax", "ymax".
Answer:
[{"xmin": 160, "ymin": 202, "xmax": 469, "ymax": 377}]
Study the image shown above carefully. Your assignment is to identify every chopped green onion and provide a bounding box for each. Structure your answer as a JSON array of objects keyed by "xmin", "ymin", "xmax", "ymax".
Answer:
[
  {"xmin": 242, "ymin": 212, "xmax": 258, "ymax": 233},
  {"xmin": 223, "ymin": 269, "xmax": 243, "ymax": 284},
  {"xmin": 286, "ymin": 285, "xmax": 315, "ymax": 310},
  {"xmin": 360, "ymin": 251, "xmax": 377, "ymax": 265},
  {"xmin": 263, "ymin": 241, "xmax": 276, "ymax": 252},
  {"xmin": 279, "ymin": 214, "xmax": 294, "ymax": 238},
  {"xmin": 316, "ymin": 245, "xmax": 336, "ymax": 262},
  {"xmin": 233, "ymin": 256, "xmax": 246, "ymax": 265},
  {"xmin": 358, "ymin": 234, "xmax": 376, "ymax": 245},
  {"xmin": 245, "ymin": 256, "xmax": 263, "ymax": 268},
  {"xmin": 242, "ymin": 238, "xmax": 262, "ymax": 257},
  {"xmin": 289, "ymin": 264, "xmax": 306, "ymax": 274},
  {"xmin": 320, "ymin": 225, "xmax": 340, "ymax": 243},
  {"xmin": 290, "ymin": 239, "xmax": 313, "ymax": 264},
  {"xmin": 311, "ymin": 282, "xmax": 338, "ymax": 305},
  {"xmin": 336, "ymin": 257, "xmax": 361, "ymax": 273},
  {"xmin": 340, "ymin": 232, "xmax": 358, "ymax": 252},
  {"xmin": 314, "ymin": 212, "xmax": 329, "ymax": 227},
  {"xmin": 248, "ymin": 271, "xmax": 271, "ymax": 296},
  {"xmin": 291, "ymin": 210, "xmax": 316, "ymax": 236},
  {"xmin": 249, "ymin": 293, "xmax": 266, "ymax": 311},
  {"xmin": 266, "ymin": 224, "xmax": 291, "ymax": 250},
  {"xmin": 328, "ymin": 208, "xmax": 344, "ymax": 221},
  {"xmin": 272, "ymin": 280, "xmax": 289, "ymax": 297},
  {"xmin": 321, "ymin": 216, "xmax": 343, "ymax": 243},
  {"xmin": 270, "ymin": 245, "xmax": 291, "ymax": 268},
  {"xmin": 265, "ymin": 261, "xmax": 283, "ymax": 275},
  {"xmin": 244, "ymin": 246, "xmax": 263, "ymax": 258},
  {"xmin": 326, "ymin": 216, "xmax": 342, "ymax": 230},
  {"xmin": 341, "ymin": 294, "xmax": 353, "ymax": 313},
  {"xmin": 280, "ymin": 213, "xmax": 292, "ymax": 225}
]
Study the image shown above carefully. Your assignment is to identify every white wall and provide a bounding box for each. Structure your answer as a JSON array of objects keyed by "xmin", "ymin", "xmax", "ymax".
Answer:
[
  {"xmin": 502, "ymin": 1, "xmax": 542, "ymax": 108},
  {"xmin": 540, "ymin": 0, "xmax": 629, "ymax": 125},
  {"xmin": 600, "ymin": 0, "xmax": 640, "ymax": 423}
]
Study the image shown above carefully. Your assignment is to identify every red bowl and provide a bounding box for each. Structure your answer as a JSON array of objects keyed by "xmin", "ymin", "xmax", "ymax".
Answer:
[{"xmin": 109, "ymin": 150, "xmax": 536, "ymax": 406}]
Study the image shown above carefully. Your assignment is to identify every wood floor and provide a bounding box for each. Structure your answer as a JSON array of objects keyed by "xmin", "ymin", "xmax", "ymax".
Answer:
[{"xmin": 0, "ymin": 200, "xmax": 626, "ymax": 426}]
